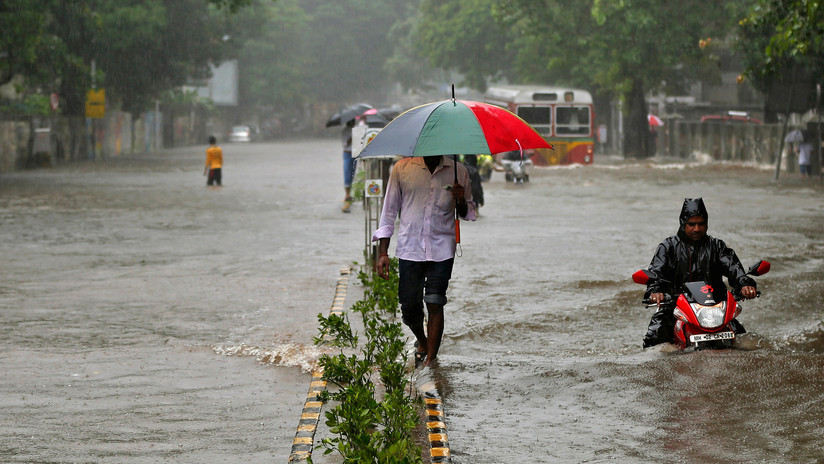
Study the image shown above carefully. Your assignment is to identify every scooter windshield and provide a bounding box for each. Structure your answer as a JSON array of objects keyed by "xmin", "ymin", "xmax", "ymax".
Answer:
[{"xmin": 683, "ymin": 281, "xmax": 723, "ymax": 305}]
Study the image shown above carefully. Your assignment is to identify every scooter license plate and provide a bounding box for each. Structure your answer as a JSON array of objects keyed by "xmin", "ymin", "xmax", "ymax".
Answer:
[{"xmin": 690, "ymin": 331, "xmax": 735, "ymax": 343}]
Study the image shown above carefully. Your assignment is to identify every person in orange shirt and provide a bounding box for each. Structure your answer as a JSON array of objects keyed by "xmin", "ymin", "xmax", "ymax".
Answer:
[{"xmin": 204, "ymin": 135, "xmax": 223, "ymax": 186}]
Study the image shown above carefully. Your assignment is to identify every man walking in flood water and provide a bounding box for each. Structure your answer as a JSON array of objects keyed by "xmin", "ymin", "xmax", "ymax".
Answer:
[
  {"xmin": 642, "ymin": 197, "xmax": 757, "ymax": 348},
  {"xmin": 374, "ymin": 155, "xmax": 475, "ymax": 367}
]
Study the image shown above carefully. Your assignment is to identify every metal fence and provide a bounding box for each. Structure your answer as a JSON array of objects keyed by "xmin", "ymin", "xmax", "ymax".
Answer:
[{"xmin": 662, "ymin": 120, "xmax": 787, "ymax": 165}]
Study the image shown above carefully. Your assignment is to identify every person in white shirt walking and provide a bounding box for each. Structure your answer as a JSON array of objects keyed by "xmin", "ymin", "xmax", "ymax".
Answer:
[
  {"xmin": 796, "ymin": 132, "xmax": 814, "ymax": 178},
  {"xmin": 373, "ymin": 155, "xmax": 476, "ymax": 368}
]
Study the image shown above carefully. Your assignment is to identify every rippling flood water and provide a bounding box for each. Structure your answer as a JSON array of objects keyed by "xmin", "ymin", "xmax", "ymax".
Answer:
[{"xmin": 1, "ymin": 139, "xmax": 823, "ymax": 463}]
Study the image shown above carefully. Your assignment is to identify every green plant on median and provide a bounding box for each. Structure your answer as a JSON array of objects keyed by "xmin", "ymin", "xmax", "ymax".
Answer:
[{"xmin": 313, "ymin": 258, "xmax": 422, "ymax": 463}]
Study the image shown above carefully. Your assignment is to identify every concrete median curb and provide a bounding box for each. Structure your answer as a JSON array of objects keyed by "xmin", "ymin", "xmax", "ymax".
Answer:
[
  {"xmin": 288, "ymin": 267, "xmax": 350, "ymax": 462},
  {"xmin": 417, "ymin": 373, "xmax": 452, "ymax": 463},
  {"xmin": 288, "ymin": 266, "xmax": 453, "ymax": 463}
]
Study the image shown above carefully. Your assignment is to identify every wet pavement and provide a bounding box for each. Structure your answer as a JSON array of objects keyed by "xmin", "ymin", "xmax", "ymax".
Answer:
[{"xmin": 1, "ymin": 139, "xmax": 823, "ymax": 463}]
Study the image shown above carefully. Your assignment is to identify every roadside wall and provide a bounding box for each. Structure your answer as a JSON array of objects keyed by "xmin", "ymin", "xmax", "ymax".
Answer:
[
  {"xmin": 0, "ymin": 110, "xmax": 170, "ymax": 174},
  {"xmin": 0, "ymin": 120, "xmax": 29, "ymax": 173},
  {"xmin": 660, "ymin": 120, "xmax": 820, "ymax": 173}
]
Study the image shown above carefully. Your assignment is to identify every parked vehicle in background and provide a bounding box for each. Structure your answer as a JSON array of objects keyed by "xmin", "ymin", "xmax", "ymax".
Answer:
[
  {"xmin": 484, "ymin": 85, "xmax": 595, "ymax": 166},
  {"xmin": 228, "ymin": 125, "xmax": 260, "ymax": 142}
]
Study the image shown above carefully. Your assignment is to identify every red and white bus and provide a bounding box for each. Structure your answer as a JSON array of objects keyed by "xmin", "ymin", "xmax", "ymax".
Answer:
[{"xmin": 484, "ymin": 85, "xmax": 595, "ymax": 165}]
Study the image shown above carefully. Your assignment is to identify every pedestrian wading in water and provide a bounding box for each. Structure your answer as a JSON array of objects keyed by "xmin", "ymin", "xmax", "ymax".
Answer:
[
  {"xmin": 373, "ymin": 155, "xmax": 476, "ymax": 368},
  {"xmin": 204, "ymin": 135, "xmax": 223, "ymax": 186}
]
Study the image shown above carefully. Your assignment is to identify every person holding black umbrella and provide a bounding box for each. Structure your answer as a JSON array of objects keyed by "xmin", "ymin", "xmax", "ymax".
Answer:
[
  {"xmin": 373, "ymin": 155, "xmax": 476, "ymax": 368},
  {"xmin": 797, "ymin": 130, "xmax": 814, "ymax": 178},
  {"xmin": 341, "ymin": 119, "xmax": 356, "ymax": 212},
  {"xmin": 326, "ymin": 103, "xmax": 373, "ymax": 213}
]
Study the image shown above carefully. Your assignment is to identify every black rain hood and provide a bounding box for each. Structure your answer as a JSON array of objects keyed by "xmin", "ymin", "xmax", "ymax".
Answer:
[
  {"xmin": 645, "ymin": 196, "xmax": 756, "ymax": 300},
  {"xmin": 678, "ymin": 197, "xmax": 708, "ymax": 236}
]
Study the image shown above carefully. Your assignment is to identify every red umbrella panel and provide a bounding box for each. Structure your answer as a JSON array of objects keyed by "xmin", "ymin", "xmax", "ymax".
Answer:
[{"xmin": 648, "ymin": 114, "xmax": 664, "ymax": 127}]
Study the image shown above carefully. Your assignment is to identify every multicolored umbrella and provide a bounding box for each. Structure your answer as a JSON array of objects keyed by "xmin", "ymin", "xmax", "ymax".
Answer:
[
  {"xmin": 648, "ymin": 114, "xmax": 664, "ymax": 127},
  {"xmin": 357, "ymin": 99, "xmax": 551, "ymax": 158},
  {"xmin": 357, "ymin": 91, "xmax": 551, "ymax": 243}
]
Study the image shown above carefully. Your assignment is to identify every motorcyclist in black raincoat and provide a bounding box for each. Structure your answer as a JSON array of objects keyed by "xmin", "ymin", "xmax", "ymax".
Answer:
[{"xmin": 642, "ymin": 198, "xmax": 758, "ymax": 348}]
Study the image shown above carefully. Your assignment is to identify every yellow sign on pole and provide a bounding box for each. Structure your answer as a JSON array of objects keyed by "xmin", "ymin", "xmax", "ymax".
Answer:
[{"xmin": 85, "ymin": 89, "xmax": 105, "ymax": 119}]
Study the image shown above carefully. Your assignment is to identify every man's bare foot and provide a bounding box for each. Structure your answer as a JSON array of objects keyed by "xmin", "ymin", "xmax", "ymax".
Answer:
[{"xmin": 414, "ymin": 340, "xmax": 428, "ymax": 367}]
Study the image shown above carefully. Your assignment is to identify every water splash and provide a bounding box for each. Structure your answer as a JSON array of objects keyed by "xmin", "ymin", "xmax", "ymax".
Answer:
[
  {"xmin": 212, "ymin": 342, "xmax": 333, "ymax": 373},
  {"xmin": 784, "ymin": 322, "xmax": 824, "ymax": 354}
]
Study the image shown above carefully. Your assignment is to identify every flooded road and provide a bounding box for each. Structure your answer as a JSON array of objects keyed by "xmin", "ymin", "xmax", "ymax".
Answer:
[
  {"xmin": 444, "ymin": 157, "xmax": 824, "ymax": 463},
  {"xmin": 1, "ymin": 139, "xmax": 823, "ymax": 463},
  {"xmin": 0, "ymin": 140, "xmax": 363, "ymax": 463}
]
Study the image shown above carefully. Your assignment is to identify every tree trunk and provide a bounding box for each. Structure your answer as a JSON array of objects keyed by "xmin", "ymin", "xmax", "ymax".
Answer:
[
  {"xmin": 66, "ymin": 116, "xmax": 87, "ymax": 161},
  {"xmin": 624, "ymin": 79, "xmax": 650, "ymax": 159}
]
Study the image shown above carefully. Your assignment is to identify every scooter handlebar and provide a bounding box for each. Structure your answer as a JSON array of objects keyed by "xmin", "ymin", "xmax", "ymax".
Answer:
[
  {"xmin": 733, "ymin": 290, "xmax": 761, "ymax": 301},
  {"xmin": 642, "ymin": 296, "xmax": 673, "ymax": 307}
]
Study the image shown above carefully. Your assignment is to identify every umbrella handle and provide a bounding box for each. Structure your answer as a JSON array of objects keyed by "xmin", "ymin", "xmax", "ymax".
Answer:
[
  {"xmin": 452, "ymin": 153, "xmax": 462, "ymax": 244},
  {"xmin": 453, "ymin": 153, "xmax": 460, "ymax": 244}
]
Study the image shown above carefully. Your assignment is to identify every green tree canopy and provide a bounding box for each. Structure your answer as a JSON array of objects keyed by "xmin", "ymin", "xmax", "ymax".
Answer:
[
  {"xmin": 230, "ymin": 0, "xmax": 420, "ymax": 114},
  {"xmin": 233, "ymin": 0, "xmax": 308, "ymax": 110},
  {"xmin": 298, "ymin": 0, "xmax": 411, "ymax": 102},
  {"xmin": 738, "ymin": 0, "xmax": 824, "ymax": 109},
  {"xmin": 415, "ymin": 0, "xmax": 517, "ymax": 91},
  {"xmin": 1, "ymin": 0, "xmax": 254, "ymax": 116},
  {"xmin": 414, "ymin": 0, "xmax": 746, "ymax": 157}
]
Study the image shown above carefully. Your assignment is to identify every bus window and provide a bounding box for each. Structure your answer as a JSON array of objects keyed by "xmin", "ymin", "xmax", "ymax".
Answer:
[
  {"xmin": 517, "ymin": 106, "xmax": 551, "ymax": 135},
  {"xmin": 483, "ymin": 85, "xmax": 595, "ymax": 165},
  {"xmin": 556, "ymin": 106, "xmax": 590, "ymax": 135}
]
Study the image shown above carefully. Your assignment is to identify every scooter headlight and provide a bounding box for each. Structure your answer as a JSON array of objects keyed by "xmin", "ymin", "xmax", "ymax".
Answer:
[{"xmin": 692, "ymin": 302, "xmax": 726, "ymax": 329}]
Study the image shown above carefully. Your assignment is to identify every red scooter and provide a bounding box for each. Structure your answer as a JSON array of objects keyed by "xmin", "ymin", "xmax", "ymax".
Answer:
[{"xmin": 632, "ymin": 261, "xmax": 771, "ymax": 350}]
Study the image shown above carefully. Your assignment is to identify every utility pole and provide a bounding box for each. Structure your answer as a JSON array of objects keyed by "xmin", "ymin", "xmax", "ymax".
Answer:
[{"xmin": 817, "ymin": 84, "xmax": 822, "ymax": 184}]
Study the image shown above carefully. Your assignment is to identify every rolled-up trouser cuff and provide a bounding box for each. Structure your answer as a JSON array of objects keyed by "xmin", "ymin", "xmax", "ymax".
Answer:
[{"xmin": 423, "ymin": 293, "xmax": 447, "ymax": 306}]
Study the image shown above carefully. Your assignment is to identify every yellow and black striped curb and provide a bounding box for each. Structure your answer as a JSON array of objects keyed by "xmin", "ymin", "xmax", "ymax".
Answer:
[
  {"xmin": 288, "ymin": 267, "xmax": 350, "ymax": 462},
  {"xmin": 417, "ymin": 377, "xmax": 452, "ymax": 463}
]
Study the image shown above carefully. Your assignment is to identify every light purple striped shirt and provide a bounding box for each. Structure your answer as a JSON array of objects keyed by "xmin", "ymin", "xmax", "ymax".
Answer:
[{"xmin": 373, "ymin": 156, "xmax": 475, "ymax": 262}]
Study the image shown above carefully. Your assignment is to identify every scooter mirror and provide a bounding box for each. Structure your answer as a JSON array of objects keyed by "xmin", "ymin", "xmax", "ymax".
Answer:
[
  {"xmin": 632, "ymin": 270, "xmax": 651, "ymax": 285},
  {"xmin": 749, "ymin": 260, "xmax": 771, "ymax": 276}
]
